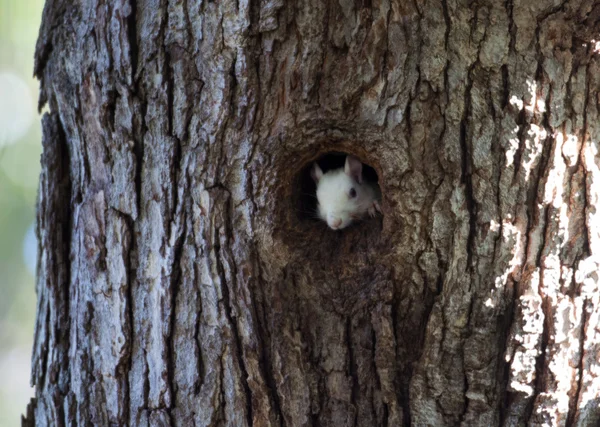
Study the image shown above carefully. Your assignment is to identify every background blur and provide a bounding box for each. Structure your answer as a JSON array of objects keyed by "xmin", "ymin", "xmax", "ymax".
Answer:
[{"xmin": 0, "ymin": 0, "xmax": 45, "ymax": 425}]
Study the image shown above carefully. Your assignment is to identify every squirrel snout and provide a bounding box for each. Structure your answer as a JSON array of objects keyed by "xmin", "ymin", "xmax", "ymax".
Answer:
[{"xmin": 328, "ymin": 217, "xmax": 343, "ymax": 229}]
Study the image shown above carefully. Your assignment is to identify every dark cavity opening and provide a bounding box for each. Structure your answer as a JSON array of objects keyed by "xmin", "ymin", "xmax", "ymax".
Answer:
[{"xmin": 296, "ymin": 152, "xmax": 379, "ymax": 223}]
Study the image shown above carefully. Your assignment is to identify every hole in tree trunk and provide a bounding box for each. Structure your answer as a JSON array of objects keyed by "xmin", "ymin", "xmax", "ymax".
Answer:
[
  {"xmin": 296, "ymin": 151, "xmax": 381, "ymax": 228},
  {"xmin": 272, "ymin": 148, "xmax": 391, "ymax": 315}
]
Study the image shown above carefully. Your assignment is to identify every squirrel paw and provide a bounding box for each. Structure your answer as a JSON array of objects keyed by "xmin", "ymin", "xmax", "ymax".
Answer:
[{"xmin": 368, "ymin": 201, "xmax": 382, "ymax": 218}]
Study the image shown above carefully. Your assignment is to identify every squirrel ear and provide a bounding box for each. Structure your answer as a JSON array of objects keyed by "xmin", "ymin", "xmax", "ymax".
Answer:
[
  {"xmin": 311, "ymin": 162, "xmax": 323, "ymax": 184},
  {"xmin": 344, "ymin": 155, "xmax": 363, "ymax": 183}
]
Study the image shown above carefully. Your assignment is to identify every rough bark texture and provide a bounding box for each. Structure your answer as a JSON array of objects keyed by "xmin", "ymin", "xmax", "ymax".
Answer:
[{"xmin": 25, "ymin": 0, "xmax": 600, "ymax": 426}]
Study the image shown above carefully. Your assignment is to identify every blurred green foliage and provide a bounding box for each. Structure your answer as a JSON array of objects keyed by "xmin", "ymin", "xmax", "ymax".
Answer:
[{"xmin": 0, "ymin": 0, "xmax": 45, "ymax": 425}]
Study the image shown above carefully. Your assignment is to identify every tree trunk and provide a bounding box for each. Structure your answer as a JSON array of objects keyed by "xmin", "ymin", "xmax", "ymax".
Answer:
[{"xmin": 24, "ymin": 0, "xmax": 600, "ymax": 426}]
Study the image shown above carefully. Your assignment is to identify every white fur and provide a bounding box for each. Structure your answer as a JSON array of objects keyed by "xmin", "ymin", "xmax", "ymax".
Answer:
[{"xmin": 312, "ymin": 157, "xmax": 381, "ymax": 230}]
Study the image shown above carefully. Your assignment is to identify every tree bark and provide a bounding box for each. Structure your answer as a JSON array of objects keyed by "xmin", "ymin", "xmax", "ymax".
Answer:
[{"xmin": 25, "ymin": 0, "xmax": 600, "ymax": 426}]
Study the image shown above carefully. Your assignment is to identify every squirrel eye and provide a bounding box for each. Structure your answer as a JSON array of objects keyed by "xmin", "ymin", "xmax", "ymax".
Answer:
[{"xmin": 349, "ymin": 188, "xmax": 357, "ymax": 198}]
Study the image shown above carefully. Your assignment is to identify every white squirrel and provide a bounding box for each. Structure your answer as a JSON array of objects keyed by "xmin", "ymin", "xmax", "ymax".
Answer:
[{"xmin": 311, "ymin": 155, "xmax": 382, "ymax": 230}]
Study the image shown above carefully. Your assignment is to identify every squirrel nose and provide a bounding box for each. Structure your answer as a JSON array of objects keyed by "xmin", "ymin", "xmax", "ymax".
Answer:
[{"xmin": 330, "ymin": 218, "xmax": 342, "ymax": 229}]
